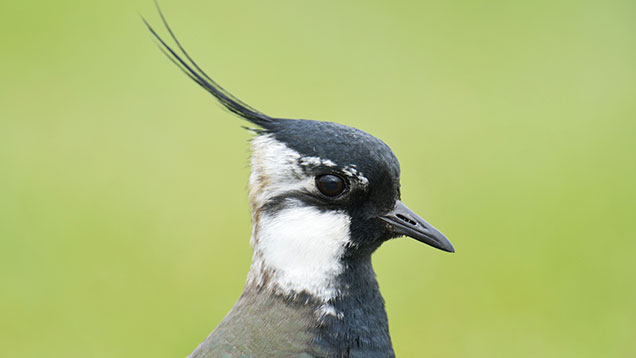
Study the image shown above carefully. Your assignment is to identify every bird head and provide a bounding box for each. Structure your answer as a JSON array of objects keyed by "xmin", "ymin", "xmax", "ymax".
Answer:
[
  {"xmin": 144, "ymin": 9, "xmax": 453, "ymax": 302},
  {"xmin": 247, "ymin": 118, "xmax": 454, "ymax": 254}
]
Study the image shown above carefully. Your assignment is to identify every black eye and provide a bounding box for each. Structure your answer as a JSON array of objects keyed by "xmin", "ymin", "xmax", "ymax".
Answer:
[{"xmin": 316, "ymin": 174, "xmax": 346, "ymax": 197}]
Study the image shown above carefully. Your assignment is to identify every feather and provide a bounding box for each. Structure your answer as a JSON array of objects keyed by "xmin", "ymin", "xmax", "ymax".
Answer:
[{"xmin": 143, "ymin": 1, "xmax": 278, "ymax": 129}]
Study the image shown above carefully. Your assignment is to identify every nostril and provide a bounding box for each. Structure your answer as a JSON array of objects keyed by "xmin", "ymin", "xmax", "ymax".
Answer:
[{"xmin": 396, "ymin": 214, "xmax": 418, "ymax": 226}]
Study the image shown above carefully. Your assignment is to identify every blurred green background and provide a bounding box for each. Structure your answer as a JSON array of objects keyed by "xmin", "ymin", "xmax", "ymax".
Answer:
[{"xmin": 1, "ymin": 0, "xmax": 635, "ymax": 357}]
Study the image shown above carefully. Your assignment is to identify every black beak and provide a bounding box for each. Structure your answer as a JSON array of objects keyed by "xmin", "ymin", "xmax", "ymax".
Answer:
[{"xmin": 379, "ymin": 200, "xmax": 454, "ymax": 253}]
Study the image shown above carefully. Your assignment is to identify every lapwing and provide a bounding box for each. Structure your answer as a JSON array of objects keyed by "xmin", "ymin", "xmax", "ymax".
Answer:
[{"xmin": 144, "ymin": 6, "xmax": 454, "ymax": 358}]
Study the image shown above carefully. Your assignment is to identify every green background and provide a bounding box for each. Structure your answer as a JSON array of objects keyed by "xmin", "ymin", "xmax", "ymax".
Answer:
[{"xmin": 1, "ymin": 0, "xmax": 635, "ymax": 357}]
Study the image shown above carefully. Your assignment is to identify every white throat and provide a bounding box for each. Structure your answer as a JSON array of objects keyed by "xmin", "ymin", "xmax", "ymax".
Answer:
[
  {"xmin": 245, "ymin": 134, "xmax": 352, "ymax": 301},
  {"xmin": 247, "ymin": 206, "xmax": 351, "ymax": 300}
]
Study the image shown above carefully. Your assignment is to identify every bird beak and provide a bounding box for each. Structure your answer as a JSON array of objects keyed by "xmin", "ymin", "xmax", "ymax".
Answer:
[{"xmin": 380, "ymin": 200, "xmax": 455, "ymax": 253}]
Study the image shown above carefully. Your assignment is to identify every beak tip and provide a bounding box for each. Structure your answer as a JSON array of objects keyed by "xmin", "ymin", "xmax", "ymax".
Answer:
[{"xmin": 433, "ymin": 238, "xmax": 455, "ymax": 253}]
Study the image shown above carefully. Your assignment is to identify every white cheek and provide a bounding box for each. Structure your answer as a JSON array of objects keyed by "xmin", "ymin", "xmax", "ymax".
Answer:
[
  {"xmin": 248, "ymin": 135, "xmax": 308, "ymax": 211},
  {"xmin": 246, "ymin": 134, "xmax": 353, "ymax": 301},
  {"xmin": 255, "ymin": 206, "xmax": 351, "ymax": 300}
]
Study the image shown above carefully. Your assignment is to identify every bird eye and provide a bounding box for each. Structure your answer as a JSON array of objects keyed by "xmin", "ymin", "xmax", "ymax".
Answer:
[{"xmin": 316, "ymin": 174, "xmax": 346, "ymax": 197}]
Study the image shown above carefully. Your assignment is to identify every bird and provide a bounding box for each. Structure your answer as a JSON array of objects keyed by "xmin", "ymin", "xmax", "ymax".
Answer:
[{"xmin": 144, "ymin": 5, "xmax": 454, "ymax": 358}]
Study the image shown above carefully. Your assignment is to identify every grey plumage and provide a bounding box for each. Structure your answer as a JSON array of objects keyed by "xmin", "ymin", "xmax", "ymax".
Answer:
[{"xmin": 190, "ymin": 257, "xmax": 392, "ymax": 358}]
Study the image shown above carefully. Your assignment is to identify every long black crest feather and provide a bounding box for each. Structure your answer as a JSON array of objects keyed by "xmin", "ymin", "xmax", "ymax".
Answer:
[{"xmin": 143, "ymin": 1, "xmax": 276, "ymax": 129}]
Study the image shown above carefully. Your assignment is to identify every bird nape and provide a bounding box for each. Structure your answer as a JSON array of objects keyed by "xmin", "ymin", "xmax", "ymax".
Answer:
[{"xmin": 144, "ymin": 4, "xmax": 454, "ymax": 358}]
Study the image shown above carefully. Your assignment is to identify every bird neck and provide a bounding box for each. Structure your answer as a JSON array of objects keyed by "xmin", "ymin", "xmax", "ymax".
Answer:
[
  {"xmin": 243, "ymin": 203, "xmax": 394, "ymax": 355},
  {"xmin": 243, "ymin": 253, "xmax": 394, "ymax": 356},
  {"xmin": 313, "ymin": 255, "xmax": 394, "ymax": 356}
]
